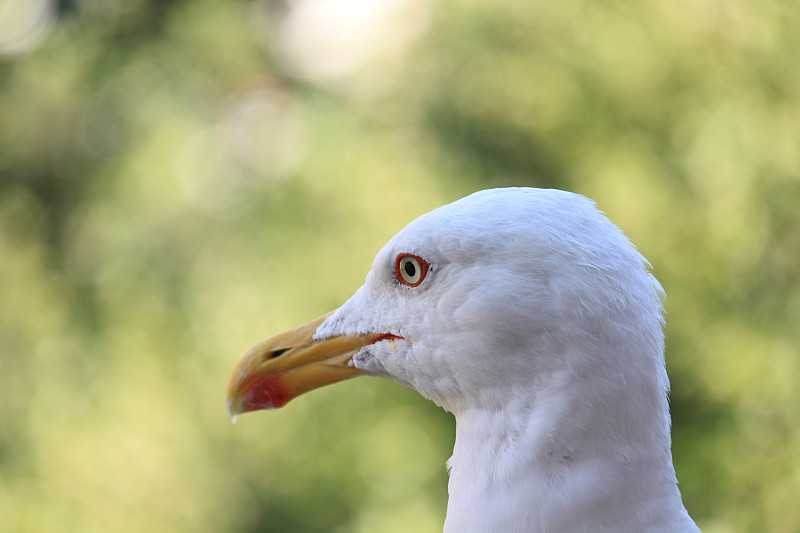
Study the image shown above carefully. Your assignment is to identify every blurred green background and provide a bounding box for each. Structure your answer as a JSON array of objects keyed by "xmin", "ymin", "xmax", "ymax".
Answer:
[{"xmin": 1, "ymin": 0, "xmax": 799, "ymax": 532}]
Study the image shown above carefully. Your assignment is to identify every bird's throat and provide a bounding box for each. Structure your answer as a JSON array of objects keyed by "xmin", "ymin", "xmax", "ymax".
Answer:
[{"xmin": 444, "ymin": 391, "xmax": 684, "ymax": 533}]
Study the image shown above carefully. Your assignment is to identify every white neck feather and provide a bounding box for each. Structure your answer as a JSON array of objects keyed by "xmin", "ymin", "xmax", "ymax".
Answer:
[{"xmin": 443, "ymin": 371, "xmax": 699, "ymax": 533}]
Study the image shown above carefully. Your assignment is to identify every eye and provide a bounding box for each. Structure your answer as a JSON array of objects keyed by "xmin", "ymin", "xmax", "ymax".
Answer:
[{"xmin": 395, "ymin": 254, "xmax": 429, "ymax": 287}]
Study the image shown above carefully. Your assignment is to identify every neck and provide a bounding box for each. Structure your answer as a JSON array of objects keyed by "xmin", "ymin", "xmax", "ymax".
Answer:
[{"xmin": 443, "ymin": 377, "xmax": 698, "ymax": 533}]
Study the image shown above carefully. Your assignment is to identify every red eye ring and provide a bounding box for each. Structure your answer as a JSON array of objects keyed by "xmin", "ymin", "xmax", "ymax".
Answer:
[{"xmin": 395, "ymin": 254, "xmax": 429, "ymax": 287}]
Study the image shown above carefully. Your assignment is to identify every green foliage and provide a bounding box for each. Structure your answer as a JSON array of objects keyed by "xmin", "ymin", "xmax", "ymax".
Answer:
[{"xmin": 1, "ymin": 0, "xmax": 798, "ymax": 532}]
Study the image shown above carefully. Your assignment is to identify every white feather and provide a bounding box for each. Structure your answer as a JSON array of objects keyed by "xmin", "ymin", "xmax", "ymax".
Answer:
[{"xmin": 316, "ymin": 188, "xmax": 699, "ymax": 532}]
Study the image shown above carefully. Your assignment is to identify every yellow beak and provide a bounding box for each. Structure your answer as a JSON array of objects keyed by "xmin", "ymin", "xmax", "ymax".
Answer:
[{"xmin": 226, "ymin": 312, "xmax": 398, "ymax": 421}]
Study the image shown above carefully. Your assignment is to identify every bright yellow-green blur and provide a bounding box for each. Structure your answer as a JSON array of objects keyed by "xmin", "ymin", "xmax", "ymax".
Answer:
[{"xmin": 1, "ymin": 1, "xmax": 798, "ymax": 532}]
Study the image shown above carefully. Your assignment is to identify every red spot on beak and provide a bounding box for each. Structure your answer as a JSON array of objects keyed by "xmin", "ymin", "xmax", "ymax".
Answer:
[{"xmin": 241, "ymin": 374, "xmax": 293, "ymax": 410}]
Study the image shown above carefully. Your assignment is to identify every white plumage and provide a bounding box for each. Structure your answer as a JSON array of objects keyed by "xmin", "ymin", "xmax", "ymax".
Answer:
[{"xmin": 228, "ymin": 187, "xmax": 700, "ymax": 532}]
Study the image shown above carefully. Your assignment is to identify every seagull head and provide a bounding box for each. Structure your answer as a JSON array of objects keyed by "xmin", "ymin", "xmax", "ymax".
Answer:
[
  {"xmin": 226, "ymin": 187, "xmax": 700, "ymax": 532},
  {"xmin": 227, "ymin": 187, "xmax": 666, "ymax": 419}
]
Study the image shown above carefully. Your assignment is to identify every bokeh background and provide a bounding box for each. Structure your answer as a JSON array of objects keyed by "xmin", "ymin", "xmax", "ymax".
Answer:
[{"xmin": 1, "ymin": 0, "xmax": 799, "ymax": 531}]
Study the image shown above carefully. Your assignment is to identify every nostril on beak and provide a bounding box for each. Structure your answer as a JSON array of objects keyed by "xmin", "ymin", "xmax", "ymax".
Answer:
[{"xmin": 268, "ymin": 348, "xmax": 290, "ymax": 360}]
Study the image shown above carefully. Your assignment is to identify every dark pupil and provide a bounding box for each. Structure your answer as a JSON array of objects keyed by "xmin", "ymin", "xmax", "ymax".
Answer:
[{"xmin": 404, "ymin": 260, "xmax": 416, "ymax": 278}]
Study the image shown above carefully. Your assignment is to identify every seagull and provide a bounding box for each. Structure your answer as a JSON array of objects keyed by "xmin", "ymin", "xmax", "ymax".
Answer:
[{"xmin": 227, "ymin": 187, "xmax": 700, "ymax": 532}]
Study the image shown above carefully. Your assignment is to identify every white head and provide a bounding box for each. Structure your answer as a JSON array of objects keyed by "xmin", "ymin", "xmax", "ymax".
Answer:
[
  {"xmin": 316, "ymin": 187, "xmax": 667, "ymax": 418},
  {"xmin": 227, "ymin": 187, "xmax": 696, "ymax": 532}
]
